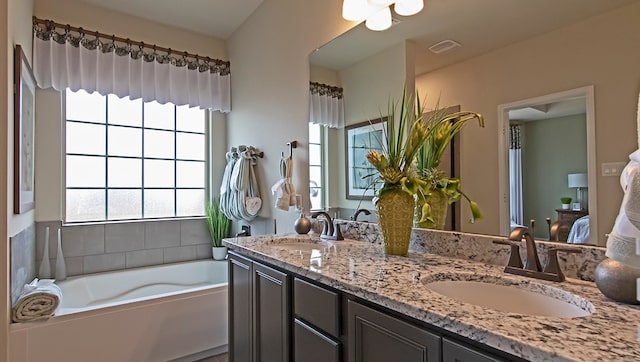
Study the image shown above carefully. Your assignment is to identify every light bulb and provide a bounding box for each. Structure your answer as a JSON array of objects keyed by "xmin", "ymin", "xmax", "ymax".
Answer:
[
  {"xmin": 394, "ymin": 0, "xmax": 424, "ymax": 16},
  {"xmin": 368, "ymin": 0, "xmax": 395, "ymax": 6},
  {"xmin": 343, "ymin": 0, "xmax": 370, "ymax": 21},
  {"xmin": 365, "ymin": 6, "xmax": 392, "ymax": 31}
]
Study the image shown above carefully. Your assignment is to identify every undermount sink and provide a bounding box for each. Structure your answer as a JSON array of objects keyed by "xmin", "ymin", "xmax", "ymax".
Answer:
[
  {"xmin": 269, "ymin": 239, "xmax": 337, "ymax": 253},
  {"xmin": 423, "ymin": 274, "xmax": 594, "ymax": 318}
]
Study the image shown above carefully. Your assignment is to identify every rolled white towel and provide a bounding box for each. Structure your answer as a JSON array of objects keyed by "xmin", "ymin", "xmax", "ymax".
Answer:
[
  {"xmin": 606, "ymin": 233, "xmax": 640, "ymax": 268},
  {"xmin": 12, "ymin": 278, "xmax": 62, "ymax": 323}
]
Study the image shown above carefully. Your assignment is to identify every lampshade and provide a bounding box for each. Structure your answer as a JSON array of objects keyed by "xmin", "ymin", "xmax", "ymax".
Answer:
[
  {"xmin": 568, "ymin": 173, "xmax": 588, "ymax": 188},
  {"xmin": 394, "ymin": 0, "xmax": 424, "ymax": 16},
  {"xmin": 365, "ymin": 6, "xmax": 392, "ymax": 31},
  {"xmin": 342, "ymin": 0, "xmax": 371, "ymax": 21}
]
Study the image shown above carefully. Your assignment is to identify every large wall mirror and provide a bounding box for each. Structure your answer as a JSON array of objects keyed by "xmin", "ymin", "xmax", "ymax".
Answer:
[{"xmin": 309, "ymin": 0, "xmax": 640, "ymax": 246}]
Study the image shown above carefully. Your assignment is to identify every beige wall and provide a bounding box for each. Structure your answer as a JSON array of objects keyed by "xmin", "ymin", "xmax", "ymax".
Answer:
[
  {"xmin": 227, "ymin": 0, "xmax": 353, "ymax": 229},
  {"xmin": 415, "ymin": 3, "xmax": 640, "ymax": 241},
  {"xmin": 4, "ymin": 0, "xmax": 34, "ymax": 358}
]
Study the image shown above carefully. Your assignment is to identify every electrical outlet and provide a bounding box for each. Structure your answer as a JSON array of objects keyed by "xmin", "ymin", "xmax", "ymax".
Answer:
[{"xmin": 601, "ymin": 162, "xmax": 627, "ymax": 177}]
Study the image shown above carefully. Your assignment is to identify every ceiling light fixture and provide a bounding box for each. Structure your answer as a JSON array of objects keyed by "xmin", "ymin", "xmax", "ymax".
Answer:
[{"xmin": 343, "ymin": 0, "xmax": 424, "ymax": 31}]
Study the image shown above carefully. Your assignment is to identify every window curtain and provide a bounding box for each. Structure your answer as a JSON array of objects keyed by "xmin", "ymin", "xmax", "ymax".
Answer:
[
  {"xmin": 32, "ymin": 19, "xmax": 231, "ymax": 112},
  {"xmin": 309, "ymin": 82, "xmax": 344, "ymax": 128},
  {"xmin": 509, "ymin": 124, "xmax": 523, "ymax": 227}
]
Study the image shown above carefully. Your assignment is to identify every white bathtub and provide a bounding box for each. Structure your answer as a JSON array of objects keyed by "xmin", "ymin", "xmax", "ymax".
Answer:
[{"xmin": 9, "ymin": 260, "xmax": 229, "ymax": 362}]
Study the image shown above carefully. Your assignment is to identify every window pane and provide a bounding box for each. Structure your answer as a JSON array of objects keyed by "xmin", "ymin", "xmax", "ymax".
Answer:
[
  {"xmin": 144, "ymin": 159, "xmax": 174, "ymax": 187},
  {"xmin": 66, "ymin": 89, "xmax": 106, "ymax": 123},
  {"xmin": 107, "ymin": 189, "xmax": 142, "ymax": 220},
  {"xmin": 108, "ymin": 158, "xmax": 142, "ymax": 187},
  {"xmin": 309, "ymin": 144, "xmax": 321, "ymax": 165},
  {"xmin": 310, "ymin": 166, "xmax": 322, "ymax": 187},
  {"xmin": 177, "ymin": 161, "xmax": 205, "ymax": 188},
  {"xmin": 66, "ymin": 189, "xmax": 105, "ymax": 222},
  {"xmin": 108, "ymin": 126, "xmax": 142, "ymax": 157},
  {"xmin": 66, "ymin": 122, "xmax": 106, "ymax": 155},
  {"xmin": 144, "ymin": 101, "xmax": 174, "ymax": 130},
  {"xmin": 176, "ymin": 189, "xmax": 205, "ymax": 217},
  {"xmin": 108, "ymin": 94, "xmax": 142, "ymax": 127},
  {"xmin": 144, "ymin": 129, "xmax": 175, "ymax": 159},
  {"xmin": 176, "ymin": 133, "xmax": 205, "ymax": 160},
  {"xmin": 144, "ymin": 189, "xmax": 175, "ymax": 218},
  {"xmin": 66, "ymin": 155, "xmax": 105, "ymax": 187},
  {"xmin": 176, "ymin": 105, "xmax": 205, "ymax": 133},
  {"xmin": 310, "ymin": 188, "xmax": 322, "ymax": 211},
  {"xmin": 309, "ymin": 123, "xmax": 321, "ymax": 144}
]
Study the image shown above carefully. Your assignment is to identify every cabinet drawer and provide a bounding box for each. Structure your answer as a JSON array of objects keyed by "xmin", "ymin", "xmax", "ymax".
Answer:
[
  {"xmin": 294, "ymin": 318, "xmax": 341, "ymax": 362},
  {"xmin": 294, "ymin": 277, "xmax": 341, "ymax": 337},
  {"xmin": 443, "ymin": 337, "xmax": 504, "ymax": 362}
]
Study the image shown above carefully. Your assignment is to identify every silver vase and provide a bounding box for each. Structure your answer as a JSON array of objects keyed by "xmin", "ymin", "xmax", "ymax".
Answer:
[{"xmin": 594, "ymin": 258, "xmax": 640, "ymax": 304}]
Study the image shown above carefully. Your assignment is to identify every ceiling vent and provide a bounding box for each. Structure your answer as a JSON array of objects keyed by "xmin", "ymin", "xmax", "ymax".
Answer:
[{"xmin": 428, "ymin": 39, "xmax": 461, "ymax": 54}]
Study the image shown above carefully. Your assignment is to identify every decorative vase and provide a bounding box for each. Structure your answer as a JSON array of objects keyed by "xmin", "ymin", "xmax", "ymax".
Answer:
[
  {"xmin": 375, "ymin": 187, "xmax": 414, "ymax": 256},
  {"xmin": 38, "ymin": 226, "xmax": 51, "ymax": 279},
  {"xmin": 294, "ymin": 213, "xmax": 311, "ymax": 234},
  {"xmin": 415, "ymin": 190, "xmax": 448, "ymax": 230},
  {"xmin": 594, "ymin": 258, "xmax": 640, "ymax": 304},
  {"xmin": 212, "ymin": 246, "xmax": 228, "ymax": 260},
  {"xmin": 55, "ymin": 228, "xmax": 67, "ymax": 281}
]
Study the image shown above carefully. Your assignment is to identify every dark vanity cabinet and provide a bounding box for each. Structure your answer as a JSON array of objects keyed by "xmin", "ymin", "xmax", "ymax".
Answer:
[
  {"xmin": 229, "ymin": 251, "xmax": 290, "ymax": 362},
  {"xmin": 229, "ymin": 251, "xmax": 515, "ymax": 362},
  {"xmin": 348, "ymin": 300, "xmax": 441, "ymax": 361}
]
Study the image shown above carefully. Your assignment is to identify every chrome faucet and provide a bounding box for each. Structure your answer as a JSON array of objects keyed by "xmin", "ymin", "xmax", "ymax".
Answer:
[
  {"xmin": 351, "ymin": 208, "xmax": 371, "ymax": 222},
  {"xmin": 311, "ymin": 212, "xmax": 343, "ymax": 240},
  {"xmin": 493, "ymin": 226, "xmax": 581, "ymax": 282}
]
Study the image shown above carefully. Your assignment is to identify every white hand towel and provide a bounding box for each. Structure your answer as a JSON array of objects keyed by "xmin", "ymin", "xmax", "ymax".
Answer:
[
  {"xmin": 12, "ymin": 278, "xmax": 62, "ymax": 323},
  {"xmin": 606, "ymin": 233, "xmax": 640, "ymax": 268}
]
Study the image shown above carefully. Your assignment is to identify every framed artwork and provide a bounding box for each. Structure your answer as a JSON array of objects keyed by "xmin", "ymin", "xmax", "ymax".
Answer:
[
  {"xmin": 14, "ymin": 44, "xmax": 36, "ymax": 214},
  {"xmin": 344, "ymin": 117, "xmax": 386, "ymax": 200}
]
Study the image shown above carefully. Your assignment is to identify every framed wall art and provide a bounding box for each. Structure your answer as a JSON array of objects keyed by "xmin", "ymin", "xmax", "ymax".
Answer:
[
  {"xmin": 344, "ymin": 117, "xmax": 386, "ymax": 200},
  {"xmin": 14, "ymin": 44, "xmax": 36, "ymax": 214}
]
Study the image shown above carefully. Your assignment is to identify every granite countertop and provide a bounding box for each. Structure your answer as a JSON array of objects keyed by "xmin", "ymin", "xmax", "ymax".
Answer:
[{"xmin": 223, "ymin": 234, "xmax": 640, "ymax": 362}]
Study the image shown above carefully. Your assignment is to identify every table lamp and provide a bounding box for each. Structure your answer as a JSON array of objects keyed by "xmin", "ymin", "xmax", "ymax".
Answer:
[{"xmin": 567, "ymin": 173, "xmax": 588, "ymax": 210}]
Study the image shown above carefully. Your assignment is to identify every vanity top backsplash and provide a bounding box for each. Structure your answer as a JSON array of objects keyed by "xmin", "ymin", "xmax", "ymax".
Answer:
[{"xmin": 335, "ymin": 219, "xmax": 606, "ymax": 282}]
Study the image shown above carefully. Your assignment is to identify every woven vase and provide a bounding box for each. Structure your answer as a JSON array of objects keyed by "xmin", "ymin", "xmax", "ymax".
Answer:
[
  {"xmin": 415, "ymin": 190, "xmax": 449, "ymax": 230},
  {"xmin": 375, "ymin": 188, "xmax": 414, "ymax": 256}
]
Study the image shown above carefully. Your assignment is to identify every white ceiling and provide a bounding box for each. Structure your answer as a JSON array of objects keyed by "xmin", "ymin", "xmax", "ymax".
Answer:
[
  {"xmin": 310, "ymin": 0, "xmax": 640, "ymax": 75},
  {"xmin": 75, "ymin": 0, "xmax": 263, "ymax": 39}
]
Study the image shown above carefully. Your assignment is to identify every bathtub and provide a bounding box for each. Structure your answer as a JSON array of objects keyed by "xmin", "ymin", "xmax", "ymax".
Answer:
[{"xmin": 9, "ymin": 260, "xmax": 228, "ymax": 362}]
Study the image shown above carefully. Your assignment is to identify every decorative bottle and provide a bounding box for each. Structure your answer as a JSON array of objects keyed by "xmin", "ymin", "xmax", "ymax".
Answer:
[
  {"xmin": 38, "ymin": 227, "xmax": 51, "ymax": 278},
  {"xmin": 55, "ymin": 228, "xmax": 67, "ymax": 281},
  {"xmin": 294, "ymin": 212, "xmax": 311, "ymax": 234}
]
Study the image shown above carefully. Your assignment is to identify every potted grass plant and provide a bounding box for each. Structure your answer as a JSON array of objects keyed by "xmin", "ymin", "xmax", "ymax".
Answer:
[
  {"xmin": 206, "ymin": 197, "xmax": 231, "ymax": 260},
  {"xmin": 414, "ymin": 102, "xmax": 484, "ymax": 229}
]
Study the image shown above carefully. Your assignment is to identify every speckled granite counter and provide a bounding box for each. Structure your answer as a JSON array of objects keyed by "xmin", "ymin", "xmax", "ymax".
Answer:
[{"xmin": 223, "ymin": 234, "xmax": 640, "ymax": 362}]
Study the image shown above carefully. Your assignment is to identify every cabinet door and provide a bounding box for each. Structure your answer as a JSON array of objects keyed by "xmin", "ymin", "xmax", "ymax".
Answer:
[
  {"xmin": 294, "ymin": 318, "xmax": 341, "ymax": 362},
  {"xmin": 229, "ymin": 252, "xmax": 253, "ymax": 362},
  {"xmin": 348, "ymin": 300, "xmax": 441, "ymax": 362},
  {"xmin": 442, "ymin": 337, "xmax": 505, "ymax": 362},
  {"xmin": 253, "ymin": 262, "xmax": 290, "ymax": 362}
]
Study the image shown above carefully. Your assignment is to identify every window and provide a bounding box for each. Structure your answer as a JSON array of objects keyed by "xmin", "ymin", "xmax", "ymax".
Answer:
[
  {"xmin": 65, "ymin": 89, "xmax": 207, "ymax": 222},
  {"xmin": 309, "ymin": 123, "xmax": 325, "ymax": 210}
]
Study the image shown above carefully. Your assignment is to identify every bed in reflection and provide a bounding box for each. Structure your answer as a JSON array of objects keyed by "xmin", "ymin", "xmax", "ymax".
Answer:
[{"xmin": 567, "ymin": 215, "xmax": 590, "ymax": 244}]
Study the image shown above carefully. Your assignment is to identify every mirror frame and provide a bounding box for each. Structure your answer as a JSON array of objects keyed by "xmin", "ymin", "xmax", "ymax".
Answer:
[{"xmin": 497, "ymin": 85, "xmax": 599, "ymax": 245}]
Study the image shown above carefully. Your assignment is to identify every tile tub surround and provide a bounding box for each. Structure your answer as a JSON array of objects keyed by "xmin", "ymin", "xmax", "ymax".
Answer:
[
  {"xmin": 35, "ymin": 218, "xmax": 214, "ymax": 277},
  {"xmin": 223, "ymin": 235, "xmax": 640, "ymax": 361},
  {"xmin": 336, "ymin": 220, "xmax": 606, "ymax": 282}
]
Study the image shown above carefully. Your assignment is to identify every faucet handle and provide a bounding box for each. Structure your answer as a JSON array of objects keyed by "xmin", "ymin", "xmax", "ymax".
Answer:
[
  {"xmin": 493, "ymin": 240, "xmax": 524, "ymax": 269},
  {"xmin": 332, "ymin": 223, "xmax": 344, "ymax": 241},
  {"xmin": 544, "ymin": 247, "xmax": 582, "ymax": 282}
]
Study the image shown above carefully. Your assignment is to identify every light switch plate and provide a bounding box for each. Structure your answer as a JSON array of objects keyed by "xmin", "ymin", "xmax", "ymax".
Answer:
[{"xmin": 601, "ymin": 162, "xmax": 627, "ymax": 177}]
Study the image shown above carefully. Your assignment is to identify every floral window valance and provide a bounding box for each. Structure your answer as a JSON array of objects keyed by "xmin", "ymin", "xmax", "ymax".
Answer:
[
  {"xmin": 309, "ymin": 82, "xmax": 344, "ymax": 128},
  {"xmin": 32, "ymin": 17, "xmax": 231, "ymax": 112}
]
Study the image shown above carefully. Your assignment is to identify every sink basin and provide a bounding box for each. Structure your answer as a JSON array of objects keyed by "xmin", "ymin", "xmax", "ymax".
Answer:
[
  {"xmin": 268, "ymin": 239, "xmax": 337, "ymax": 253},
  {"xmin": 423, "ymin": 274, "xmax": 593, "ymax": 318}
]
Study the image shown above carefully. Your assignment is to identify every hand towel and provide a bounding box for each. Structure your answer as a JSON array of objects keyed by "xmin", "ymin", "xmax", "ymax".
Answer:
[
  {"xmin": 12, "ymin": 278, "xmax": 62, "ymax": 323},
  {"xmin": 605, "ymin": 233, "xmax": 640, "ymax": 268}
]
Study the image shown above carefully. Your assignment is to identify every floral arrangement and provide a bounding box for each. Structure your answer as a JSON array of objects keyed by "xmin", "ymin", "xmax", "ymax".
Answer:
[{"xmin": 415, "ymin": 102, "xmax": 484, "ymax": 227}]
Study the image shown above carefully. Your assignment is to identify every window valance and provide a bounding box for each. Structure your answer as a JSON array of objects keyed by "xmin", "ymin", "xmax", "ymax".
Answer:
[
  {"xmin": 309, "ymin": 82, "xmax": 344, "ymax": 128},
  {"xmin": 32, "ymin": 17, "xmax": 231, "ymax": 112}
]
